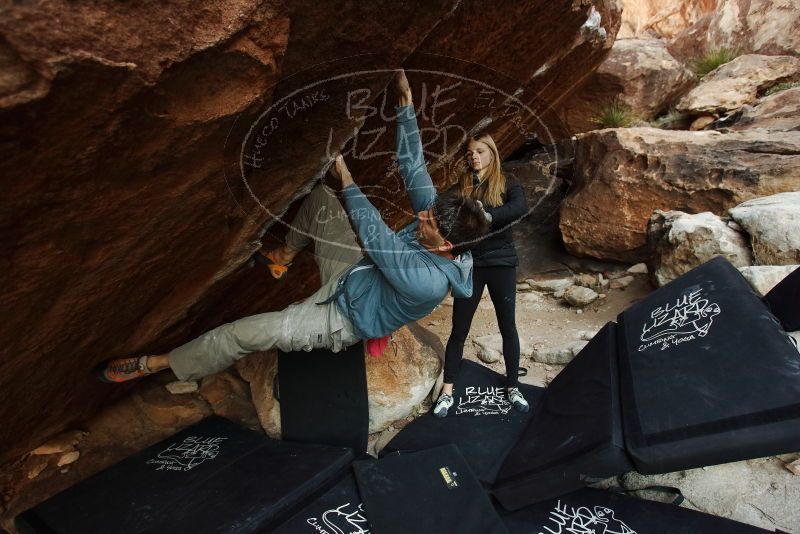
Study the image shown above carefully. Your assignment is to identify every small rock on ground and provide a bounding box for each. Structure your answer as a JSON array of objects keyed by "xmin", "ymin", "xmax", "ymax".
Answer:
[
  {"xmin": 165, "ymin": 380, "xmax": 199, "ymax": 395},
  {"xmin": 474, "ymin": 334, "xmax": 534, "ymax": 362},
  {"xmin": 786, "ymin": 458, "xmax": 800, "ymax": 476},
  {"xmin": 29, "ymin": 431, "xmax": 86, "ymax": 456},
  {"xmin": 575, "ymin": 273, "xmax": 598, "ymax": 287},
  {"xmin": 628, "ymin": 263, "xmax": 648, "ymax": 274},
  {"xmin": 526, "ymin": 277, "xmax": 575, "ymax": 293},
  {"xmin": 610, "ymin": 275, "xmax": 635, "ymax": 289},
  {"xmin": 531, "ymin": 340, "xmax": 589, "ymax": 364},
  {"xmin": 564, "ymin": 286, "xmax": 599, "ymax": 307}
]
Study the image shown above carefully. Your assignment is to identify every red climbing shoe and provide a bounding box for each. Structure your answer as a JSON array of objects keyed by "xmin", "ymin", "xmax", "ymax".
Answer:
[{"xmin": 97, "ymin": 356, "xmax": 153, "ymax": 383}]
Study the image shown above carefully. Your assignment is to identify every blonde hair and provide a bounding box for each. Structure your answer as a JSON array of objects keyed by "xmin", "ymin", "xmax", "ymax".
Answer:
[{"xmin": 457, "ymin": 134, "xmax": 506, "ymax": 207}]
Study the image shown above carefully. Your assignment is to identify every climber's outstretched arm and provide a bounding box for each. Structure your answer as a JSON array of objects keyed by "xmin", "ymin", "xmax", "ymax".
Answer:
[{"xmin": 394, "ymin": 69, "xmax": 436, "ymax": 214}]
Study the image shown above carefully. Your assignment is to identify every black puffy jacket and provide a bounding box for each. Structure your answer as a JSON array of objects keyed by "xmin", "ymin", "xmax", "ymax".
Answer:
[{"xmin": 471, "ymin": 174, "xmax": 528, "ymax": 268}]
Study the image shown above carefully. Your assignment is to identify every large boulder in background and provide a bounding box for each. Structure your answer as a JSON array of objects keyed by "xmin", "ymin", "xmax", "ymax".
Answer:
[
  {"xmin": 559, "ymin": 128, "xmax": 800, "ymax": 262},
  {"xmin": 739, "ymin": 265, "xmax": 800, "ymax": 295},
  {"xmin": 729, "ymin": 192, "xmax": 800, "ymax": 265},
  {"xmin": 676, "ymin": 54, "xmax": 800, "ymax": 116},
  {"xmin": 668, "ymin": 0, "xmax": 800, "ymax": 62},
  {"xmin": 0, "ymin": 0, "xmax": 621, "ymax": 464},
  {"xmin": 235, "ymin": 324, "xmax": 442, "ymax": 436},
  {"xmin": 562, "ymin": 38, "xmax": 695, "ymax": 133},
  {"xmin": 646, "ymin": 210, "xmax": 752, "ymax": 287},
  {"xmin": 503, "ymin": 152, "xmax": 572, "ymax": 278},
  {"xmin": 731, "ymin": 87, "xmax": 800, "ymax": 132},
  {"xmin": 617, "ymin": 0, "xmax": 715, "ymax": 39}
]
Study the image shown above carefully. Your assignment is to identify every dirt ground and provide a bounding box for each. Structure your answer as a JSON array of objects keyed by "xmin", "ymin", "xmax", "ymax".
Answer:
[{"xmin": 423, "ymin": 273, "xmax": 654, "ymax": 388}]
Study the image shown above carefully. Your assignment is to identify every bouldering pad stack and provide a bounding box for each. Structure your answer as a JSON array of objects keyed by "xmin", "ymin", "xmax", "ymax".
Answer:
[
  {"xmin": 278, "ymin": 341, "xmax": 369, "ymax": 452},
  {"xmin": 617, "ymin": 258, "xmax": 800, "ymax": 474}
]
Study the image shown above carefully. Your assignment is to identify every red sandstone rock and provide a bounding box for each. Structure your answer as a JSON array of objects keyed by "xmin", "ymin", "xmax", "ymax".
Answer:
[
  {"xmin": 561, "ymin": 37, "xmax": 696, "ymax": 134},
  {"xmin": 560, "ymin": 127, "xmax": 800, "ymax": 262},
  {"xmin": 617, "ymin": 0, "xmax": 716, "ymax": 39},
  {"xmin": 0, "ymin": 0, "xmax": 620, "ymax": 469},
  {"xmin": 668, "ymin": 0, "xmax": 800, "ymax": 62}
]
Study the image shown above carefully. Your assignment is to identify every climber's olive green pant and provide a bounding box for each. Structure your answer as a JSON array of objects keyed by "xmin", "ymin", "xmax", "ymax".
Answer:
[{"xmin": 170, "ymin": 185, "xmax": 364, "ymax": 381}]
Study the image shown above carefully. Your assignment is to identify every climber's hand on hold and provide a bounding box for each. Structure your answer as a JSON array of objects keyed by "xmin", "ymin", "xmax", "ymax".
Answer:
[
  {"xmin": 395, "ymin": 69, "xmax": 412, "ymax": 107},
  {"xmin": 331, "ymin": 154, "xmax": 354, "ymax": 188}
]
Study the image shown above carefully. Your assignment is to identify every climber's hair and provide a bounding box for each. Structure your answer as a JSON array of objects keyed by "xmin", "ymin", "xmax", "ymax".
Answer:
[{"xmin": 432, "ymin": 192, "xmax": 490, "ymax": 256}]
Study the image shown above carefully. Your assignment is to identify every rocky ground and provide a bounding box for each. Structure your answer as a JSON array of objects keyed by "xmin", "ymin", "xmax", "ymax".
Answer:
[{"xmin": 424, "ymin": 268, "xmax": 651, "ymax": 390}]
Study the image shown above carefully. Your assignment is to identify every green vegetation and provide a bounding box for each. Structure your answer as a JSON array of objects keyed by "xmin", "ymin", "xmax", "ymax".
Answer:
[
  {"xmin": 763, "ymin": 81, "xmax": 800, "ymax": 97},
  {"xmin": 590, "ymin": 98, "xmax": 637, "ymax": 129},
  {"xmin": 690, "ymin": 48, "xmax": 739, "ymax": 78},
  {"xmin": 650, "ymin": 108, "xmax": 692, "ymax": 130}
]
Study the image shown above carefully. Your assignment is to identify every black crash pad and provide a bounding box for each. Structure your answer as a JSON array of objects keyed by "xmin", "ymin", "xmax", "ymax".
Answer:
[
  {"xmin": 354, "ymin": 445, "xmax": 509, "ymax": 534},
  {"xmin": 499, "ymin": 487, "xmax": 771, "ymax": 533},
  {"xmin": 381, "ymin": 360, "xmax": 543, "ymax": 484},
  {"xmin": 271, "ymin": 472, "xmax": 371, "ymax": 534},
  {"xmin": 494, "ymin": 322, "xmax": 634, "ymax": 510},
  {"xmin": 617, "ymin": 257, "xmax": 800, "ymax": 474},
  {"xmin": 21, "ymin": 416, "xmax": 354, "ymax": 534},
  {"xmin": 764, "ymin": 264, "xmax": 800, "ymax": 332},
  {"xmin": 279, "ymin": 341, "xmax": 368, "ymax": 452}
]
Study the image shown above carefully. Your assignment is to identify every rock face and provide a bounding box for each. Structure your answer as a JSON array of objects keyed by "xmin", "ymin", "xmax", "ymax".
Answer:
[
  {"xmin": 364, "ymin": 327, "xmax": 442, "ymax": 432},
  {"xmin": 646, "ymin": 210, "xmax": 753, "ymax": 287},
  {"xmin": 236, "ymin": 324, "xmax": 442, "ymax": 437},
  {"xmin": 617, "ymin": 0, "xmax": 715, "ymax": 39},
  {"xmin": 563, "ymin": 38, "xmax": 696, "ymax": 133},
  {"xmin": 669, "ymin": 0, "xmax": 800, "ymax": 62},
  {"xmin": 503, "ymin": 152, "xmax": 571, "ymax": 278},
  {"xmin": 560, "ymin": 127, "xmax": 800, "ymax": 262},
  {"xmin": 739, "ymin": 265, "xmax": 800, "ymax": 295},
  {"xmin": 677, "ymin": 54, "xmax": 800, "ymax": 116},
  {"xmin": 731, "ymin": 87, "xmax": 800, "ymax": 132},
  {"xmin": 729, "ymin": 192, "xmax": 800, "ymax": 265},
  {"xmin": 0, "ymin": 0, "xmax": 622, "ymax": 464}
]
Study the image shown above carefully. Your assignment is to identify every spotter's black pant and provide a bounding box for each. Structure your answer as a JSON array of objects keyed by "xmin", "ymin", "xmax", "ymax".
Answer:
[{"xmin": 444, "ymin": 266, "xmax": 520, "ymax": 387}]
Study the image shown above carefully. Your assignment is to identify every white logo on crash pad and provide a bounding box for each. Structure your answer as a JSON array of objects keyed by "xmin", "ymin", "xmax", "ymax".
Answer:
[
  {"xmin": 638, "ymin": 288, "xmax": 721, "ymax": 352},
  {"xmin": 146, "ymin": 435, "xmax": 228, "ymax": 472},
  {"xmin": 456, "ymin": 386, "xmax": 512, "ymax": 416},
  {"xmin": 539, "ymin": 500, "xmax": 637, "ymax": 534},
  {"xmin": 306, "ymin": 502, "xmax": 370, "ymax": 534}
]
